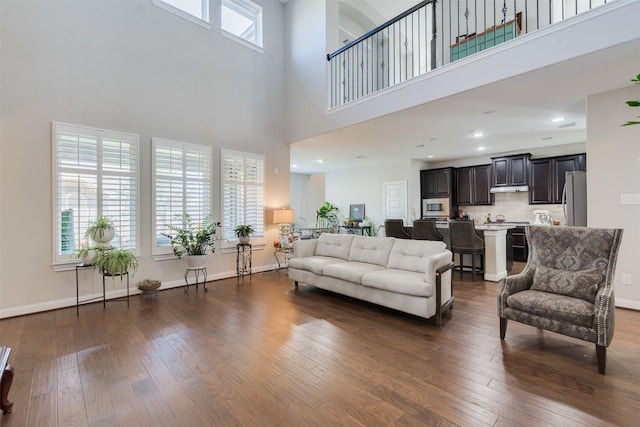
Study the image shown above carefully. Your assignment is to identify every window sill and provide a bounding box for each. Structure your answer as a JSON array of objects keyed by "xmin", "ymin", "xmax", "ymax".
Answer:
[{"xmin": 220, "ymin": 29, "xmax": 264, "ymax": 53}]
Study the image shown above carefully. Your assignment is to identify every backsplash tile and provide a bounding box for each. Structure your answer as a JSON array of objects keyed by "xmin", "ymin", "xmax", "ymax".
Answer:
[{"xmin": 458, "ymin": 192, "xmax": 565, "ymax": 224}]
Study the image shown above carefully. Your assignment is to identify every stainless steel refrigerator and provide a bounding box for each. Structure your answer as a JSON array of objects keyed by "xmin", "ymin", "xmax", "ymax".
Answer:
[{"xmin": 563, "ymin": 171, "xmax": 587, "ymax": 226}]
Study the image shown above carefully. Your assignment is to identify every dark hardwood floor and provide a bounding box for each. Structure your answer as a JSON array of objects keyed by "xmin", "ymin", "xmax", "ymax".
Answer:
[{"xmin": 1, "ymin": 265, "xmax": 640, "ymax": 426}]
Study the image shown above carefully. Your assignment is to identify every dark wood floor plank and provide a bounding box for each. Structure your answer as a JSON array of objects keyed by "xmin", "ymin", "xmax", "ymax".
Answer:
[{"xmin": 1, "ymin": 266, "xmax": 640, "ymax": 426}]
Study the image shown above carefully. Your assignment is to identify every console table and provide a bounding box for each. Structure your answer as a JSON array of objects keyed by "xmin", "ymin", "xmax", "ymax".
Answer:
[{"xmin": 338, "ymin": 225, "xmax": 371, "ymax": 236}]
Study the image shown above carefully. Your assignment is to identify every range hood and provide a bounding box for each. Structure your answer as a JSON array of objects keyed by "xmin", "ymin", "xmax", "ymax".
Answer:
[{"xmin": 490, "ymin": 185, "xmax": 529, "ymax": 193}]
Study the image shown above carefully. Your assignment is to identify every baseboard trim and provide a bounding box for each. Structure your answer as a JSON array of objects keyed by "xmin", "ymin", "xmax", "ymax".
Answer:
[{"xmin": 0, "ymin": 264, "xmax": 283, "ymax": 319}]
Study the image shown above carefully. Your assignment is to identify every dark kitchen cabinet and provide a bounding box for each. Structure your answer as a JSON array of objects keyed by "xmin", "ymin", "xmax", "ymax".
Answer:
[
  {"xmin": 511, "ymin": 226, "xmax": 528, "ymax": 262},
  {"xmin": 456, "ymin": 164, "xmax": 493, "ymax": 206},
  {"xmin": 421, "ymin": 167, "xmax": 453, "ymax": 198},
  {"xmin": 529, "ymin": 153, "xmax": 586, "ymax": 204},
  {"xmin": 492, "ymin": 154, "xmax": 530, "ymax": 188}
]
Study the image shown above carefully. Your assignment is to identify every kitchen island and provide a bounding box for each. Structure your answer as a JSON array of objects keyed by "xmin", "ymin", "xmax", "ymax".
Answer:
[{"xmin": 436, "ymin": 223, "xmax": 517, "ymax": 282}]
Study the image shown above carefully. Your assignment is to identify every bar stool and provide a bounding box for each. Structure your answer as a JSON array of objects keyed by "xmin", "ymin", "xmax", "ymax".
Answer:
[
  {"xmin": 449, "ymin": 220, "xmax": 485, "ymax": 281},
  {"xmin": 412, "ymin": 219, "xmax": 444, "ymax": 241},
  {"xmin": 384, "ymin": 219, "xmax": 412, "ymax": 239}
]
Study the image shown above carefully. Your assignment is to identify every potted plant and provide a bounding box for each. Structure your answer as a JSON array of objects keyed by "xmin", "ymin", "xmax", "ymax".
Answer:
[
  {"xmin": 161, "ymin": 213, "xmax": 221, "ymax": 268},
  {"xmin": 85, "ymin": 216, "xmax": 115, "ymax": 247},
  {"xmin": 234, "ymin": 224, "xmax": 254, "ymax": 244},
  {"xmin": 74, "ymin": 242, "xmax": 97, "ymax": 266},
  {"xmin": 316, "ymin": 202, "xmax": 339, "ymax": 231},
  {"xmin": 94, "ymin": 247, "xmax": 138, "ymax": 278}
]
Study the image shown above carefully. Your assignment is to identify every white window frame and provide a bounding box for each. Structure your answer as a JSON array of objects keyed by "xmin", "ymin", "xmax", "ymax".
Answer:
[
  {"xmin": 220, "ymin": 0, "xmax": 264, "ymax": 51},
  {"xmin": 152, "ymin": 138, "xmax": 212, "ymax": 259},
  {"xmin": 152, "ymin": 0, "xmax": 211, "ymax": 30},
  {"xmin": 52, "ymin": 122, "xmax": 139, "ymax": 271},
  {"xmin": 221, "ymin": 149, "xmax": 265, "ymax": 251}
]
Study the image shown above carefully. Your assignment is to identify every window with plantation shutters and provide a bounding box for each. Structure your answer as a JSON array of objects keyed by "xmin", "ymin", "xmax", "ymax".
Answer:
[
  {"xmin": 152, "ymin": 138, "xmax": 212, "ymax": 255},
  {"xmin": 221, "ymin": 149, "xmax": 264, "ymax": 245},
  {"xmin": 52, "ymin": 122, "xmax": 138, "ymax": 268}
]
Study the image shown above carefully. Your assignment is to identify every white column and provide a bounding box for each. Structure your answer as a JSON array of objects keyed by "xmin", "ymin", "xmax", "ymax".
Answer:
[{"xmin": 483, "ymin": 228, "xmax": 508, "ymax": 282}]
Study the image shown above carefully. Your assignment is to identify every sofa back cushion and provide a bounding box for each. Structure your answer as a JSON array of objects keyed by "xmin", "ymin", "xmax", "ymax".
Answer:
[
  {"xmin": 315, "ymin": 233, "xmax": 355, "ymax": 260},
  {"xmin": 349, "ymin": 236, "xmax": 395, "ymax": 267},
  {"xmin": 387, "ymin": 239, "xmax": 447, "ymax": 273}
]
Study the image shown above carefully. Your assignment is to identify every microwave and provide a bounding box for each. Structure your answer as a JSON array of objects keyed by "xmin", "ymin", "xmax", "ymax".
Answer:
[{"xmin": 422, "ymin": 198, "xmax": 450, "ymax": 219}]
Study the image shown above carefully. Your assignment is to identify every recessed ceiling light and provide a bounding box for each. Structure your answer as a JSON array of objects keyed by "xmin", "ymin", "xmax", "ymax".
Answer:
[
  {"xmin": 473, "ymin": 131, "xmax": 484, "ymax": 138},
  {"xmin": 427, "ymin": 155, "xmax": 434, "ymax": 158},
  {"xmin": 291, "ymin": 164, "xmax": 298, "ymax": 168},
  {"xmin": 315, "ymin": 159, "xmax": 324, "ymax": 163},
  {"xmin": 552, "ymin": 117, "xmax": 565, "ymax": 123},
  {"xmin": 477, "ymin": 146, "xmax": 486, "ymax": 151}
]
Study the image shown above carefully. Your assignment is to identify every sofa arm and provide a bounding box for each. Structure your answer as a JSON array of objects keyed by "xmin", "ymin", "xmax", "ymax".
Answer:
[
  {"xmin": 424, "ymin": 250, "xmax": 453, "ymax": 281},
  {"xmin": 594, "ymin": 285, "xmax": 615, "ymax": 347},
  {"xmin": 292, "ymin": 239, "xmax": 318, "ymax": 258}
]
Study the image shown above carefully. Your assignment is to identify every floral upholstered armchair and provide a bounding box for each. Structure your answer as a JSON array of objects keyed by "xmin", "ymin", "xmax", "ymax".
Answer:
[{"xmin": 498, "ymin": 225, "xmax": 623, "ymax": 374}]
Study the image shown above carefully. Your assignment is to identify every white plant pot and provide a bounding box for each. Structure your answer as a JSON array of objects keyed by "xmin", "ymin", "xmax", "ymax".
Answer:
[
  {"xmin": 81, "ymin": 249, "xmax": 97, "ymax": 266},
  {"xmin": 239, "ymin": 235, "xmax": 250, "ymax": 244},
  {"xmin": 186, "ymin": 254, "xmax": 208, "ymax": 269},
  {"xmin": 91, "ymin": 228, "xmax": 115, "ymax": 246}
]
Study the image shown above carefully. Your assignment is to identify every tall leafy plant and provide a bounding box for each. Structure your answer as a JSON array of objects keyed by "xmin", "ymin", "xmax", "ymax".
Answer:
[
  {"xmin": 161, "ymin": 213, "xmax": 220, "ymax": 258},
  {"xmin": 623, "ymin": 73, "xmax": 640, "ymax": 126}
]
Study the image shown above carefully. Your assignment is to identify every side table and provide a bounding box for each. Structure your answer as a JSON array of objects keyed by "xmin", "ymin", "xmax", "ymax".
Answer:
[
  {"xmin": 184, "ymin": 267, "xmax": 207, "ymax": 292},
  {"xmin": 236, "ymin": 243, "xmax": 252, "ymax": 279},
  {"xmin": 274, "ymin": 245, "xmax": 293, "ymax": 269}
]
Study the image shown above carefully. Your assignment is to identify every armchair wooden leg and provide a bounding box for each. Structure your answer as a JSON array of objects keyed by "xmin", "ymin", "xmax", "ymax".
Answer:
[
  {"xmin": 500, "ymin": 317, "xmax": 507, "ymax": 340},
  {"xmin": 596, "ymin": 345, "xmax": 606, "ymax": 375}
]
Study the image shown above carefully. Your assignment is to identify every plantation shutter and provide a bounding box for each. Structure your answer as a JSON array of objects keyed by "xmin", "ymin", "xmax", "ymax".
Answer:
[
  {"xmin": 53, "ymin": 122, "xmax": 138, "ymax": 265},
  {"xmin": 153, "ymin": 139, "xmax": 211, "ymax": 254},
  {"xmin": 222, "ymin": 150, "xmax": 264, "ymax": 242}
]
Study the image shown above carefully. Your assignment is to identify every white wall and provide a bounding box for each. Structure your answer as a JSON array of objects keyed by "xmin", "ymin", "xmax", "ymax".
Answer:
[
  {"xmin": 587, "ymin": 86, "xmax": 640, "ymax": 309},
  {"xmin": 0, "ymin": 0, "xmax": 288, "ymax": 317},
  {"xmin": 324, "ymin": 159, "xmax": 412, "ymax": 233},
  {"xmin": 290, "ymin": 172, "xmax": 325, "ymax": 227}
]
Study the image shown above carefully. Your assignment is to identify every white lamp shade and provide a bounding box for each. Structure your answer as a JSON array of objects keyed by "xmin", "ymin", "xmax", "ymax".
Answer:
[{"xmin": 273, "ymin": 209, "xmax": 294, "ymax": 224}]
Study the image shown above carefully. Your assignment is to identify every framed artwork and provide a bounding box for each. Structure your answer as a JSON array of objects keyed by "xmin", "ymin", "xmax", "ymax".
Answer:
[{"xmin": 349, "ymin": 204, "xmax": 365, "ymax": 222}]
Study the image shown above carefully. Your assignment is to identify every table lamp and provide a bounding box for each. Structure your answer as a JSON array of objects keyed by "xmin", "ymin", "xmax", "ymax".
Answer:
[{"xmin": 273, "ymin": 208, "xmax": 295, "ymax": 236}]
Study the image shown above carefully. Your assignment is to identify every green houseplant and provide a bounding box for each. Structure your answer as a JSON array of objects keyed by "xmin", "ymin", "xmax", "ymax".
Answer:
[
  {"xmin": 161, "ymin": 213, "xmax": 221, "ymax": 258},
  {"xmin": 316, "ymin": 202, "xmax": 339, "ymax": 231},
  {"xmin": 85, "ymin": 216, "xmax": 115, "ymax": 247},
  {"xmin": 94, "ymin": 247, "xmax": 138, "ymax": 277},
  {"xmin": 234, "ymin": 224, "xmax": 254, "ymax": 244}
]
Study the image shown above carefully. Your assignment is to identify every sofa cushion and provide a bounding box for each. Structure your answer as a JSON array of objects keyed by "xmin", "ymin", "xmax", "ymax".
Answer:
[
  {"xmin": 531, "ymin": 265, "xmax": 603, "ymax": 302},
  {"xmin": 288, "ymin": 256, "xmax": 347, "ymax": 275},
  {"xmin": 323, "ymin": 261, "xmax": 386, "ymax": 283},
  {"xmin": 507, "ymin": 289, "xmax": 594, "ymax": 327},
  {"xmin": 387, "ymin": 239, "xmax": 447, "ymax": 273},
  {"xmin": 348, "ymin": 236, "xmax": 395, "ymax": 267},
  {"xmin": 315, "ymin": 234, "xmax": 355, "ymax": 260},
  {"xmin": 362, "ymin": 269, "xmax": 433, "ymax": 298}
]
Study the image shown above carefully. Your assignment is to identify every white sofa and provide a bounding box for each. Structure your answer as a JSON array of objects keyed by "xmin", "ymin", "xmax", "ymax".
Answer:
[{"xmin": 288, "ymin": 234, "xmax": 454, "ymax": 326}]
